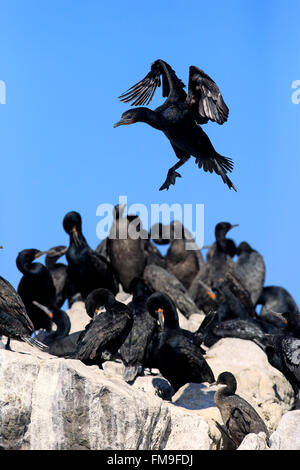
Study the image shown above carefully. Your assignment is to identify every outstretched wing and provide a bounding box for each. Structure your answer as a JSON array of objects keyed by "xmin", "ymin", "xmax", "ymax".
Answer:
[
  {"xmin": 118, "ymin": 59, "xmax": 186, "ymax": 106},
  {"xmin": 186, "ymin": 66, "xmax": 229, "ymax": 124}
]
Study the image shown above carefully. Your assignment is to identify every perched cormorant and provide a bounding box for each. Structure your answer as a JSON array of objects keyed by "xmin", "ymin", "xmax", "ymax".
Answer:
[
  {"xmin": 165, "ymin": 221, "xmax": 204, "ymax": 289},
  {"xmin": 63, "ymin": 211, "xmax": 118, "ymax": 299},
  {"xmin": 75, "ymin": 289, "xmax": 133, "ymax": 366},
  {"xmin": 0, "ymin": 275, "xmax": 47, "ymax": 350},
  {"xmin": 45, "ymin": 245, "xmax": 70, "ymax": 308},
  {"xmin": 114, "ymin": 60, "xmax": 236, "ymax": 191},
  {"xmin": 213, "ymin": 371, "xmax": 269, "ymax": 448},
  {"xmin": 147, "ymin": 292, "xmax": 215, "ymax": 393},
  {"xmin": 257, "ymin": 286, "xmax": 299, "ymax": 319},
  {"xmin": 107, "ymin": 204, "xmax": 146, "ymax": 292},
  {"xmin": 234, "ymin": 242, "xmax": 265, "ymax": 305},
  {"xmin": 17, "ymin": 249, "xmax": 57, "ymax": 331},
  {"xmin": 119, "ymin": 278, "xmax": 156, "ymax": 383}
]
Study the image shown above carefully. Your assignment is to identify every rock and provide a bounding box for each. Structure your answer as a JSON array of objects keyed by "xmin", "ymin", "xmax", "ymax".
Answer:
[
  {"xmin": 0, "ymin": 341, "xmax": 212, "ymax": 450},
  {"xmin": 237, "ymin": 432, "xmax": 269, "ymax": 450},
  {"xmin": 269, "ymin": 410, "xmax": 300, "ymax": 450},
  {"xmin": 178, "ymin": 311, "xmax": 205, "ymax": 333},
  {"xmin": 143, "ymin": 264, "xmax": 201, "ymax": 318},
  {"xmin": 172, "ymin": 338, "xmax": 294, "ymax": 438}
]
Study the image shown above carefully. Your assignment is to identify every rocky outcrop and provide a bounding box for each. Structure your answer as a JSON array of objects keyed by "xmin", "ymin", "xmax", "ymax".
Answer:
[
  {"xmin": 0, "ymin": 334, "xmax": 295, "ymax": 450},
  {"xmin": 269, "ymin": 411, "xmax": 300, "ymax": 450}
]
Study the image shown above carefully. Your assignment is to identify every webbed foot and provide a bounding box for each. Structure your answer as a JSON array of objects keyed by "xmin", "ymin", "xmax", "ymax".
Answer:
[{"xmin": 159, "ymin": 169, "xmax": 182, "ymax": 191}]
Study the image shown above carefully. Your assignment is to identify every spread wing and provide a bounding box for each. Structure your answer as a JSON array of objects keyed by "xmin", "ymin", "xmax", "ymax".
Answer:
[
  {"xmin": 186, "ymin": 66, "xmax": 229, "ymax": 124},
  {"xmin": 118, "ymin": 59, "xmax": 186, "ymax": 106}
]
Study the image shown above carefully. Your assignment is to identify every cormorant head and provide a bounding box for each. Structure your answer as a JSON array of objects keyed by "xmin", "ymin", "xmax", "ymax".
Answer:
[
  {"xmin": 215, "ymin": 222, "xmax": 239, "ymax": 239},
  {"xmin": 45, "ymin": 245, "xmax": 68, "ymax": 268},
  {"xmin": 113, "ymin": 108, "xmax": 147, "ymax": 128},
  {"xmin": 63, "ymin": 211, "xmax": 83, "ymax": 247},
  {"xmin": 16, "ymin": 248, "xmax": 49, "ymax": 272},
  {"xmin": 85, "ymin": 288, "xmax": 115, "ymax": 318},
  {"xmin": 215, "ymin": 371, "xmax": 237, "ymax": 393},
  {"xmin": 147, "ymin": 292, "xmax": 179, "ymax": 329}
]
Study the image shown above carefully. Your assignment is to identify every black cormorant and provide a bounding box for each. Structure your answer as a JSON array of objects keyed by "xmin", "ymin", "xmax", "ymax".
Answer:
[
  {"xmin": 213, "ymin": 371, "xmax": 269, "ymax": 448},
  {"xmin": 45, "ymin": 245, "xmax": 70, "ymax": 308},
  {"xmin": 32, "ymin": 301, "xmax": 71, "ymax": 347},
  {"xmin": 17, "ymin": 248, "xmax": 57, "ymax": 331},
  {"xmin": 114, "ymin": 60, "xmax": 236, "ymax": 192},
  {"xmin": 147, "ymin": 292, "xmax": 215, "ymax": 393},
  {"xmin": 119, "ymin": 278, "xmax": 156, "ymax": 383},
  {"xmin": 257, "ymin": 286, "xmax": 299, "ymax": 319},
  {"xmin": 0, "ymin": 275, "xmax": 47, "ymax": 350},
  {"xmin": 234, "ymin": 242, "xmax": 265, "ymax": 305},
  {"xmin": 75, "ymin": 288, "xmax": 133, "ymax": 366},
  {"xmin": 63, "ymin": 211, "xmax": 118, "ymax": 299}
]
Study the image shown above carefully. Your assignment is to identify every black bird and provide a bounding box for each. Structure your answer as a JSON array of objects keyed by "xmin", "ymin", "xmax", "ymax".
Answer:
[
  {"xmin": 189, "ymin": 222, "xmax": 238, "ymax": 312},
  {"xmin": 234, "ymin": 242, "xmax": 265, "ymax": 306},
  {"xmin": 32, "ymin": 301, "xmax": 71, "ymax": 347},
  {"xmin": 17, "ymin": 249, "xmax": 57, "ymax": 331},
  {"xmin": 63, "ymin": 211, "xmax": 118, "ymax": 299},
  {"xmin": 165, "ymin": 221, "xmax": 204, "ymax": 289},
  {"xmin": 75, "ymin": 288, "xmax": 133, "ymax": 366},
  {"xmin": 107, "ymin": 204, "xmax": 146, "ymax": 292},
  {"xmin": 114, "ymin": 60, "xmax": 236, "ymax": 192},
  {"xmin": 45, "ymin": 245, "xmax": 70, "ymax": 308},
  {"xmin": 147, "ymin": 292, "xmax": 215, "ymax": 393},
  {"xmin": 213, "ymin": 371, "xmax": 269, "ymax": 448},
  {"xmin": 119, "ymin": 278, "xmax": 156, "ymax": 383},
  {"xmin": 0, "ymin": 275, "xmax": 47, "ymax": 350},
  {"xmin": 257, "ymin": 286, "xmax": 299, "ymax": 319}
]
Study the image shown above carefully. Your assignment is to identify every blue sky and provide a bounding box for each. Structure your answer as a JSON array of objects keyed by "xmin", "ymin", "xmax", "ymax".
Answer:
[{"xmin": 0, "ymin": 0, "xmax": 299, "ymax": 306}]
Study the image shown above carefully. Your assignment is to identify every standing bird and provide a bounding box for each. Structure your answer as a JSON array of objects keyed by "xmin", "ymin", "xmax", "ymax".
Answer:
[
  {"xmin": 63, "ymin": 211, "xmax": 118, "ymax": 300},
  {"xmin": 107, "ymin": 204, "xmax": 146, "ymax": 292},
  {"xmin": 114, "ymin": 60, "xmax": 236, "ymax": 192},
  {"xmin": 17, "ymin": 249, "xmax": 57, "ymax": 331},
  {"xmin": 213, "ymin": 371, "xmax": 269, "ymax": 448},
  {"xmin": 75, "ymin": 288, "xmax": 133, "ymax": 366},
  {"xmin": 234, "ymin": 242, "xmax": 265, "ymax": 305},
  {"xmin": 119, "ymin": 278, "xmax": 156, "ymax": 383},
  {"xmin": 147, "ymin": 292, "xmax": 215, "ymax": 393},
  {"xmin": 0, "ymin": 275, "xmax": 47, "ymax": 350},
  {"xmin": 165, "ymin": 221, "xmax": 204, "ymax": 289}
]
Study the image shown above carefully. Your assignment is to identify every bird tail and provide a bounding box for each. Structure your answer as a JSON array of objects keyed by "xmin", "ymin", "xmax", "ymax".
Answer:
[
  {"xmin": 197, "ymin": 153, "xmax": 237, "ymax": 191},
  {"xmin": 22, "ymin": 335, "xmax": 49, "ymax": 352}
]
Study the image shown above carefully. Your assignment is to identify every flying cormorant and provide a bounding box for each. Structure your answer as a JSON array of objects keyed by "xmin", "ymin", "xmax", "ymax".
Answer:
[{"xmin": 114, "ymin": 60, "xmax": 236, "ymax": 192}]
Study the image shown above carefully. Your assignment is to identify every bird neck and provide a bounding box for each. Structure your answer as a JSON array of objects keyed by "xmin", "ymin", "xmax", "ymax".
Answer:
[
  {"xmin": 136, "ymin": 107, "xmax": 165, "ymax": 130},
  {"xmin": 16, "ymin": 258, "xmax": 43, "ymax": 276},
  {"xmin": 52, "ymin": 308, "xmax": 71, "ymax": 339}
]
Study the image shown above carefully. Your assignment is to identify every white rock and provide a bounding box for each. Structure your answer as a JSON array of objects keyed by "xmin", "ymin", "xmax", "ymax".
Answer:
[
  {"xmin": 237, "ymin": 432, "xmax": 269, "ymax": 450},
  {"xmin": 67, "ymin": 301, "xmax": 90, "ymax": 333},
  {"xmin": 269, "ymin": 410, "xmax": 300, "ymax": 450}
]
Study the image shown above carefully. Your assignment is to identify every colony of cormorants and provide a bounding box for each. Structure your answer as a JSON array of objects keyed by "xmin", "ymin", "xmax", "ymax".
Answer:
[
  {"xmin": 0, "ymin": 60, "xmax": 298, "ymax": 449},
  {"xmin": 0, "ymin": 206, "xmax": 299, "ymax": 449}
]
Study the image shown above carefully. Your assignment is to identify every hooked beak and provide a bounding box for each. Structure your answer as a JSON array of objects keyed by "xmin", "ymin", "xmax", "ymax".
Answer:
[
  {"xmin": 32, "ymin": 301, "xmax": 53, "ymax": 318},
  {"xmin": 113, "ymin": 117, "xmax": 134, "ymax": 128},
  {"xmin": 268, "ymin": 309, "xmax": 288, "ymax": 325},
  {"xmin": 71, "ymin": 226, "xmax": 82, "ymax": 247},
  {"xmin": 229, "ymin": 224, "xmax": 239, "ymax": 231}
]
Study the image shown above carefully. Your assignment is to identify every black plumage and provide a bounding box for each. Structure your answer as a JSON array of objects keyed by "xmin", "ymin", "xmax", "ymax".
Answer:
[
  {"xmin": 257, "ymin": 286, "xmax": 299, "ymax": 319},
  {"xmin": 119, "ymin": 278, "xmax": 156, "ymax": 383},
  {"xmin": 213, "ymin": 371, "xmax": 269, "ymax": 448},
  {"xmin": 114, "ymin": 60, "xmax": 236, "ymax": 192},
  {"xmin": 234, "ymin": 242, "xmax": 265, "ymax": 305},
  {"xmin": 75, "ymin": 289, "xmax": 133, "ymax": 366},
  {"xmin": 32, "ymin": 301, "xmax": 71, "ymax": 347},
  {"xmin": 63, "ymin": 211, "xmax": 118, "ymax": 300},
  {"xmin": 107, "ymin": 204, "xmax": 146, "ymax": 292},
  {"xmin": 17, "ymin": 249, "xmax": 57, "ymax": 331},
  {"xmin": 147, "ymin": 292, "xmax": 215, "ymax": 393},
  {"xmin": 0, "ymin": 275, "xmax": 47, "ymax": 350}
]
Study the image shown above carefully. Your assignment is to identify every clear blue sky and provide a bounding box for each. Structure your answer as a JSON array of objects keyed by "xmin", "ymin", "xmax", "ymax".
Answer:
[{"xmin": 0, "ymin": 1, "xmax": 299, "ymax": 306}]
